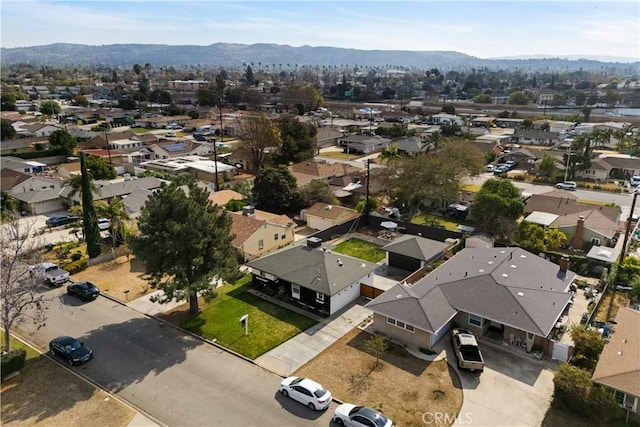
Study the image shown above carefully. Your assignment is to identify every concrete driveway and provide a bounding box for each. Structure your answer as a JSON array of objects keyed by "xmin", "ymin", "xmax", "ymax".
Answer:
[{"xmin": 449, "ymin": 340, "xmax": 558, "ymax": 427}]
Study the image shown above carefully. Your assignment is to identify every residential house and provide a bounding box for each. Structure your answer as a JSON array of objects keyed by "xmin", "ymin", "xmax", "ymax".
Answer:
[
  {"xmin": 316, "ymin": 127, "xmax": 345, "ymax": 148},
  {"xmin": 338, "ymin": 135, "xmax": 391, "ymax": 155},
  {"xmin": 494, "ymin": 118, "xmax": 524, "ymax": 129},
  {"xmin": 302, "ymin": 202, "xmax": 360, "ymax": 231},
  {"xmin": 328, "ymin": 168, "xmax": 384, "ymax": 205},
  {"xmin": 0, "ymin": 137, "xmax": 47, "ymax": 155},
  {"xmin": 366, "ymin": 247, "xmax": 576, "ymax": 353},
  {"xmin": 396, "ymin": 136, "xmax": 424, "ymax": 156},
  {"xmin": 133, "ymin": 115, "xmax": 191, "ymax": 129},
  {"xmin": 59, "ymin": 176, "xmax": 165, "ymax": 206},
  {"xmin": 552, "ymin": 212, "xmax": 620, "ymax": 249},
  {"xmin": 146, "ymin": 140, "xmax": 213, "ymax": 160},
  {"xmin": 1, "ymin": 156, "xmax": 48, "ymax": 173},
  {"xmin": 382, "ymin": 234, "xmax": 455, "ymax": 272},
  {"xmin": 138, "ymin": 156, "xmax": 236, "ymax": 183},
  {"xmin": 7, "ymin": 175, "xmax": 66, "ymax": 214},
  {"xmin": 577, "ymin": 156, "xmax": 640, "ymax": 182},
  {"xmin": 524, "ymin": 190, "xmax": 621, "ymax": 223},
  {"xmin": 289, "ymin": 160, "xmax": 362, "ymax": 186},
  {"xmin": 21, "ymin": 123, "xmax": 62, "ymax": 138},
  {"xmin": 429, "ymin": 113, "xmax": 464, "ymax": 126},
  {"xmin": 0, "ymin": 169, "xmax": 31, "ymax": 194},
  {"xmin": 246, "ymin": 238, "xmax": 378, "ymax": 316},
  {"xmin": 230, "ymin": 205, "xmax": 296, "ymax": 262},
  {"xmin": 592, "ymin": 307, "xmax": 640, "ymax": 414},
  {"xmin": 56, "ymin": 161, "xmax": 82, "ymax": 179},
  {"xmin": 510, "ymin": 129, "xmax": 561, "ymax": 146}
]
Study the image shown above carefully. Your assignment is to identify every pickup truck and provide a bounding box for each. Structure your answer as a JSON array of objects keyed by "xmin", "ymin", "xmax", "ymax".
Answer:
[
  {"xmin": 451, "ymin": 328, "xmax": 485, "ymax": 372},
  {"xmin": 28, "ymin": 262, "xmax": 70, "ymax": 286}
]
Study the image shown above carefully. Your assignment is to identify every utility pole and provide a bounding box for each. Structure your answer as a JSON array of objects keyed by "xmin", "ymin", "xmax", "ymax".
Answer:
[
  {"xmin": 364, "ymin": 159, "xmax": 371, "ymax": 225},
  {"xmin": 104, "ymin": 116, "xmax": 112, "ymax": 165},
  {"xmin": 211, "ymin": 137, "xmax": 219, "ymax": 192},
  {"xmin": 218, "ymin": 101, "xmax": 224, "ymax": 143}
]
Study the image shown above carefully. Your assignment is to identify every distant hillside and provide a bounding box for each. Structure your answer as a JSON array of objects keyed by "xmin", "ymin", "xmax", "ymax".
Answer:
[{"xmin": 2, "ymin": 43, "xmax": 638, "ymax": 72}]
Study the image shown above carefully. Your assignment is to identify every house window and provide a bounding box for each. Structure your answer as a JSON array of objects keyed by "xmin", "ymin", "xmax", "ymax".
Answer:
[
  {"xmin": 281, "ymin": 234, "xmax": 286, "ymax": 239},
  {"xmin": 316, "ymin": 292, "xmax": 324, "ymax": 302},
  {"xmin": 292, "ymin": 284, "xmax": 300, "ymax": 300},
  {"xmin": 591, "ymin": 238, "xmax": 600, "ymax": 246},
  {"xmin": 614, "ymin": 390, "xmax": 625, "ymax": 405},
  {"xmin": 386, "ymin": 317, "xmax": 414, "ymax": 333},
  {"xmin": 258, "ymin": 239, "xmax": 264, "ymax": 250},
  {"xmin": 469, "ymin": 314, "xmax": 483, "ymax": 327},
  {"xmin": 274, "ymin": 233, "xmax": 279, "ymax": 240}
]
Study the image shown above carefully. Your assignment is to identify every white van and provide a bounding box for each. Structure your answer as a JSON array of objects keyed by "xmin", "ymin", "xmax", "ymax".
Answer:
[{"xmin": 630, "ymin": 176, "xmax": 640, "ymax": 187}]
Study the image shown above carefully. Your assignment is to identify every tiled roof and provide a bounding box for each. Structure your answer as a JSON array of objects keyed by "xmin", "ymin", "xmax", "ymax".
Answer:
[
  {"xmin": 208, "ymin": 190, "xmax": 245, "ymax": 206},
  {"xmin": 592, "ymin": 307, "xmax": 640, "ymax": 396},
  {"xmin": 0, "ymin": 168, "xmax": 31, "ymax": 192}
]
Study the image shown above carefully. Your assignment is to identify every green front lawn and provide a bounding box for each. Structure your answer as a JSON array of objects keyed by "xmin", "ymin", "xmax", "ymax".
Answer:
[
  {"xmin": 181, "ymin": 275, "xmax": 317, "ymax": 359},
  {"xmin": 332, "ymin": 238, "xmax": 386, "ymax": 263},
  {"xmin": 2, "ymin": 332, "xmax": 43, "ymax": 365}
]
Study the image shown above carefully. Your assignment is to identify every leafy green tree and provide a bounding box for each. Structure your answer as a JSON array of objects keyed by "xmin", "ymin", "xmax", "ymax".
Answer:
[
  {"xmin": 538, "ymin": 153, "xmax": 558, "ymax": 178},
  {"xmin": 197, "ymin": 89, "xmax": 218, "ymax": 107},
  {"xmin": 545, "ymin": 228, "xmax": 568, "ymax": 251},
  {"xmin": 520, "ymin": 119, "xmax": 534, "ymax": 129},
  {"xmin": 422, "ymin": 131, "xmax": 443, "ymax": 152},
  {"xmin": 439, "ymin": 124, "xmax": 461, "ymax": 137},
  {"xmin": 540, "ymin": 122, "xmax": 550, "ymax": 131},
  {"xmin": 517, "ymin": 221, "xmax": 547, "ymax": 253},
  {"xmin": 569, "ymin": 324, "xmax": 604, "ymax": 372},
  {"xmin": 133, "ymin": 181, "xmax": 239, "ymax": 314},
  {"xmin": 80, "ymin": 154, "xmax": 102, "ymax": 258},
  {"xmin": 552, "ymin": 364, "xmax": 618, "ymax": 423},
  {"xmin": 299, "ymin": 180, "xmax": 335, "ymax": 207},
  {"xmin": 582, "ymin": 106, "xmax": 592, "ymax": 122},
  {"xmin": 1, "ymin": 93, "xmax": 17, "ymax": 110},
  {"xmin": 471, "ymin": 179, "xmax": 524, "ymax": 237},
  {"xmin": 224, "ymin": 199, "xmax": 246, "ymax": 212},
  {"xmin": 40, "ymin": 100, "xmax": 61, "ymax": 116},
  {"xmin": 382, "ymin": 141, "xmax": 483, "ymax": 216},
  {"xmin": 85, "ymin": 155, "xmax": 117, "ymax": 180},
  {"xmin": 118, "ymin": 98, "xmax": 137, "ymax": 110},
  {"xmin": 441, "ymin": 103, "xmax": 455, "ymax": 115},
  {"xmin": 275, "ymin": 115, "xmax": 318, "ymax": 164},
  {"xmin": 73, "ymin": 94, "xmax": 89, "ymax": 107},
  {"xmin": 363, "ymin": 334, "xmax": 388, "ymax": 369},
  {"xmin": 237, "ymin": 114, "xmax": 282, "ymax": 172},
  {"xmin": 48, "ymin": 129, "xmax": 76, "ymax": 156},
  {"xmin": 245, "ymin": 65, "xmax": 255, "ymax": 86},
  {"xmin": 508, "ymin": 91, "xmax": 527, "ymax": 105},
  {"xmin": 380, "ymin": 144, "xmax": 401, "ymax": 159},
  {"xmin": 1, "ymin": 119, "xmax": 16, "ymax": 140},
  {"xmin": 251, "ymin": 166, "xmax": 300, "ymax": 214},
  {"xmin": 355, "ymin": 196, "xmax": 378, "ymax": 215},
  {"xmin": 472, "ymin": 94, "xmax": 492, "ymax": 104},
  {"xmin": 630, "ymin": 275, "xmax": 640, "ymax": 302}
]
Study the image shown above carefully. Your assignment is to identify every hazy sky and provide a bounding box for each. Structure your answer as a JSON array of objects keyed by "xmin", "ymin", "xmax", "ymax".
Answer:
[{"xmin": 2, "ymin": 0, "xmax": 639, "ymax": 61}]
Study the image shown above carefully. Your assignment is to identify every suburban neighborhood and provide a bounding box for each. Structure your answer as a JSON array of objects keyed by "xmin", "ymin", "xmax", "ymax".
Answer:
[{"xmin": 2, "ymin": 30, "xmax": 640, "ymax": 427}]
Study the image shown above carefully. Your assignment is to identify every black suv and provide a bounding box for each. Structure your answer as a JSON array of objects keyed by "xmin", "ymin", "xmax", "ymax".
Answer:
[
  {"xmin": 46, "ymin": 215, "xmax": 79, "ymax": 227},
  {"xmin": 67, "ymin": 281, "xmax": 100, "ymax": 301}
]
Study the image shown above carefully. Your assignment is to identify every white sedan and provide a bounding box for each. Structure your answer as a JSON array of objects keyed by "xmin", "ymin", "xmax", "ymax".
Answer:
[
  {"xmin": 333, "ymin": 403, "xmax": 393, "ymax": 427},
  {"xmin": 279, "ymin": 376, "xmax": 332, "ymax": 410}
]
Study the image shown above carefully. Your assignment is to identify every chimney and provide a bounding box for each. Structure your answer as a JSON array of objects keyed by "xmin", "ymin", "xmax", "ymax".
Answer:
[
  {"xmin": 242, "ymin": 205, "xmax": 255, "ymax": 217},
  {"xmin": 559, "ymin": 256, "xmax": 570, "ymax": 273},
  {"xmin": 570, "ymin": 216, "xmax": 585, "ymax": 249},
  {"xmin": 307, "ymin": 237, "xmax": 322, "ymax": 248}
]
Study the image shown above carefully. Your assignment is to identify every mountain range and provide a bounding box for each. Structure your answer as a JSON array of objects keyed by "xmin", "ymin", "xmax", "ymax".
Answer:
[{"xmin": 2, "ymin": 43, "xmax": 638, "ymax": 72}]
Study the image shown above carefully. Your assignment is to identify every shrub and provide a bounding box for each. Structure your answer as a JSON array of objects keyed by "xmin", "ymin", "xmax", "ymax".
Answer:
[
  {"xmin": 1, "ymin": 348, "xmax": 26, "ymax": 380},
  {"xmin": 63, "ymin": 258, "xmax": 88, "ymax": 274},
  {"xmin": 70, "ymin": 251, "xmax": 82, "ymax": 261}
]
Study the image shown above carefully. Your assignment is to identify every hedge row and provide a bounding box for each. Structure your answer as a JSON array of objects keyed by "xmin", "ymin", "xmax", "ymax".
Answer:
[
  {"xmin": 1, "ymin": 348, "xmax": 26, "ymax": 380},
  {"xmin": 61, "ymin": 258, "xmax": 88, "ymax": 275}
]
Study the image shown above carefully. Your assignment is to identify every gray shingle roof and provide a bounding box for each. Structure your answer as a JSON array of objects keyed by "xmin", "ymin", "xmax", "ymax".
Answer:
[
  {"xmin": 382, "ymin": 234, "xmax": 450, "ymax": 262},
  {"xmin": 246, "ymin": 245, "xmax": 378, "ymax": 296},
  {"xmin": 367, "ymin": 247, "xmax": 575, "ymax": 337}
]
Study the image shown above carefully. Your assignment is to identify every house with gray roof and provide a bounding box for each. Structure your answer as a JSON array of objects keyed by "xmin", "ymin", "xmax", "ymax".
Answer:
[
  {"xmin": 576, "ymin": 156, "xmax": 640, "ymax": 182},
  {"xmin": 366, "ymin": 247, "xmax": 576, "ymax": 354},
  {"xmin": 382, "ymin": 234, "xmax": 455, "ymax": 272},
  {"xmin": 338, "ymin": 135, "xmax": 391, "ymax": 155},
  {"xmin": 59, "ymin": 176, "xmax": 165, "ymax": 206},
  {"xmin": 246, "ymin": 238, "xmax": 378, "ymax": 317},
  {"xmin": 396, "ymin": 136, "xmax": 423, "ymax": 156}
]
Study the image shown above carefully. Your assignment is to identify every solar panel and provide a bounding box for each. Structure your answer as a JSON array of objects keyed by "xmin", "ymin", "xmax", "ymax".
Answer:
[{"xmin": 164, "ymin": 143, "xmax": 186, "ymax": 153}]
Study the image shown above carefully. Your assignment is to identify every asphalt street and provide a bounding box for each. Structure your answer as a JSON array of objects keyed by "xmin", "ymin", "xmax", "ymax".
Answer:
[{"xmin": 15, "ymin": 287, "xmax": 337, "ymax": 427}]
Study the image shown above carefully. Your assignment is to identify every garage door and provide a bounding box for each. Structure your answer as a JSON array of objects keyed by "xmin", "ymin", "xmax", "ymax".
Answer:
[
  {"xmin": 361, "ymin": 284, "xmax": 384, "ymax": 299},
  {"xmin": 389, "ymin": 252, "xmax": 420, "ymax": 272}
]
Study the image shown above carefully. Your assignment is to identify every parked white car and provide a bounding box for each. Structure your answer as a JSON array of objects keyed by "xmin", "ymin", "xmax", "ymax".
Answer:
[
  {"xmin": 279, "ymin": 376, "xmax": 332, "ymax": 410},
  {"xmin": 97, "ymin": 218, "xmax": 111, "ymax": 231},
  {"xmin": 556, "ymin": 181, "xmax": 577, "ymax": 191}
]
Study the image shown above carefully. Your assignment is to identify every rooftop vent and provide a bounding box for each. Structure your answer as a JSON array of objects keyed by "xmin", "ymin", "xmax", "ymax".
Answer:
[
  {"xmin": 517, "ymin": 292, "xmax": 524, "ymax": 297},
  {"xmin": 242, "ymin": 205, "xmax": 255, "ymax": 217},
  {"xmin": 511, "ymin": 265, "xmax": 517, "ymax": 268},
  {"xmin": 520, "ymin": 254, "xmax": 527, "ymax": 259},
  {"xmin": 502, "ymin": 273, "xmax": 509, "ymax": 278},
  {"xmin": 337, "ymin": 259, "xmax": 344, "ymax": 267},
  {"xmin": 307, "ymin": 237, "xmax": 322, "ymax": 248}
]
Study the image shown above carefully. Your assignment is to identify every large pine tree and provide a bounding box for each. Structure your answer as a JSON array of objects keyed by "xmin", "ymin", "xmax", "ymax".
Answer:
[{"xmin": 133, "ymin": 182, "xmax": 239, "ymax": 314}]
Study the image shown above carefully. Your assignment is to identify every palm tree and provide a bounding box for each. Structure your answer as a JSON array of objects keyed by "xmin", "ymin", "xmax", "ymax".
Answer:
[
  {"xmin": 95, "ymin": 198, "xmax": 130, "ymax": 249},
  {"xmin": 67, "ymin": 174, "xmax": 99, "ymax": 201},
  {"xmin": 422, "ymin": 130, "xmax": 443, "ymax": 153}
]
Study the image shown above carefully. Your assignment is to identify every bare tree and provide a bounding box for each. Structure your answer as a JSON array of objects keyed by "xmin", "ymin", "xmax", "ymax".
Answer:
[
  {"xmin": 1, "ymin": 213, "xmax": 48, "ymax": 352},
  {"xmin": 236, "ymin": 114, "xmax": 282, "ymax": 172}
]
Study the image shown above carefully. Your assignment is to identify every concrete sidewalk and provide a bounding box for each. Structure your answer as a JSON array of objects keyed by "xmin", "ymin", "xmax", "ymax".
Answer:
[
  {"xmin": 126, "ymin": 290, "xmax": 184, "ymax": 316},
  {"xmin": 255, "ymin": 301, "xmax": 373, "ymax": 377}
]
